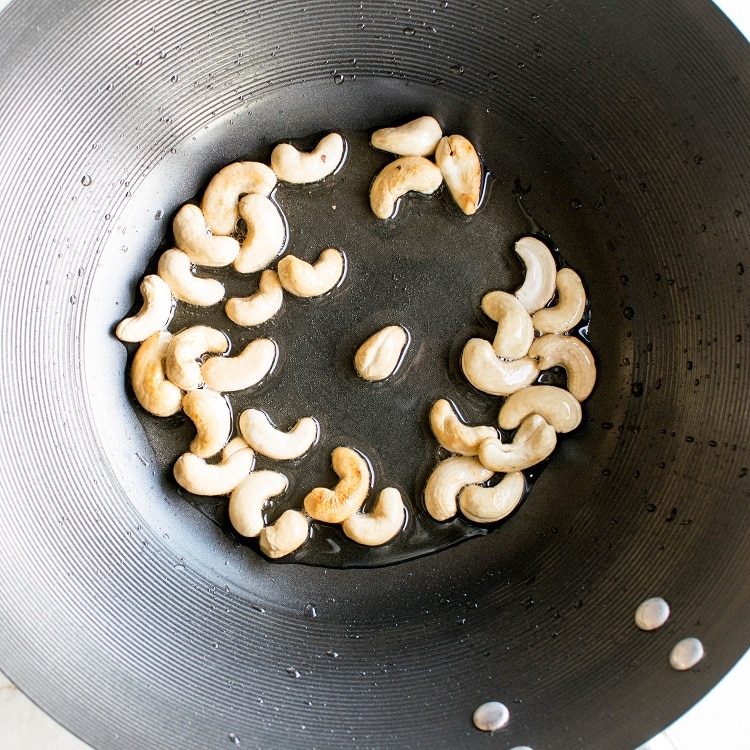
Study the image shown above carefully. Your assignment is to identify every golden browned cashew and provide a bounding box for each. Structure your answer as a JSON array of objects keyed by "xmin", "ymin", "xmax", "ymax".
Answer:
[
  {"xmin": 157, "ymin": 248, "xmax": 225, "ymax": 307},
  {"xmin": 165, "ymin": 325, "xmax": 229, "ymax": 391},
  {"xmin": 238, "ymin": 408, "xmax": 319, "ymax": 460},
  {"xmin": 461, "ymin": 338, "xmax": 539, "ymax": 396},
  {"xmin": 514, "ymin": 236, "xmax": 557, "ymax": 313},
  {"xmin": 259, "ymin": 509, "xmax": 311, "ymax": 559},
  {"xmin": 458, "ymin": 471, "xmax": 525, "ymax": 523},
  {"xmin": 201, "ymin": 161, "xmax": 277, "ymax": 236},
  {"xmin": 354, "ymin": 325, "xmax": 409, "ymax": 381},
  {"xmin": 172, "ymin": 204, "xmax": 240, "ymax": 268},
  {"xmin": 532, "ymin": 267, "xmax": 587, "ymax": 334},
  {"xmin": 234, "ymin": 194, "xmax": 286, "ymax": 274},
  {"xmin": 369, "ymin": 156, "xmax": 443, "ymax": 219},
  {"xmin": 201, "ymin": 338, "xmax": 277, "ymax": 393},
  {"xmin": 370, "ymin": 116, "xmax": 443, "ymax": 156},
  {"xmin": 181, "ymin": 388, "xmax": 232, "ymax": 458},
  {"xmin": 341, "ymin": 487, "xmax": 406, "ymax": 546},
  {"xmin": 271, "ymin": 133, "xmax": 345, "ymax": 184},
  {"xmin": 173, "ymin": 437, "xmax": 255, "ymax": 496},
  {"xmin": 115, "ymin": 274, "xmax": 173, "ymax": 342},
  {"xmin": 228, "ymin": 470, "xmax": 288, "ymax": 538},
  {"xmin": 429, "ymin": 399, "xmax": 497, "ymax": 456},
  {"xmin": 528, "ymin": 334, "xmax": 597, "ymax": 401},
  {"xmin": 498, "ymin": 385, "xmax": 582, "ymax": 433},
  {"xmin": 477, "ymin": 414, "xmax": 557, "ymax": 473},
  {"xmin": 276, "ymin": 248, "xmax": 345, "ymax": 297},
  {"xmin": 435, "ymin": 134, "xmax": 482, "ymax": 215},
  {"xmin": 225, "ymin": 269, "xmax": 284, "ymax": 327},
  {"xmin": 424, "ymin": 455, "xmax": 494, "ymax": 521},
  {"xmin": 130, "ymin": 331, "xmax": 183, "ymax": 417},
  {"xmin": 480, "ymin": 290, "xmax": 534, "ymax": 360},
  {"xmin": 303, "ymin": 447, "xmax": 371, "ymax": 524}
]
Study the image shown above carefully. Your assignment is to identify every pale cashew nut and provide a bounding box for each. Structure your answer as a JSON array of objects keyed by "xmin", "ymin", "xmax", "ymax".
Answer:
[
  {"xmin": 201, "ymin": 338, "xmax": 277, "ymax": 393},
  {"xmin": 303, "ymin": 447, "xmax": 371, "ymax": 523},
  {"xmin": 173, "ymin": 437, "xmax": 255, "ymax": 496},
  {"xmin": 461, "ymin": 338, "xmax": 539, "ymax": 396},
  {"xmin": 354, "ymin": 325, "xmax": 409, "ymax": 381},
  {"xmin": 370, "ymin": 116, "xmax": 443, "ymax": 156},
  {"xmin": 424, "ymin": 456, "xmax": 494, "ymax": 521},
  {"xmin": 172, "ymin": 204, "xmax": 240, "ymax": 268},
  {"xmin": 234, "ymin": 194, "xmax": 286, "ymax": 274},
  {"xmin": 528, "ymin": 334, "xmax": 597, "ymax": 401},
  {"xmin": 228, "ymin": 470, "xmax": 288, "ymax": 538},
  {"xmin": 271, "ymin": 133, "xmax": 345, "ymax": 184},
  {"xmin": 481, "ymin": 290, "xmax": 534, "ymax": 359},
  {"xmin": 157, "ymin": 249, "xmax": 225, "ymax": 307},
  {"xmin": 277, "ymin": 248, "xmax": 345, "ymax": 298},
  {"xmin": 201, "ymin": 161, "xmax": 277, "ymax": 236},
  {"xmin": 259, "ymin": 509, "xmax": 311, "ymax": 559},
  {"xmin": 238, "ymin": 408, "xmax": 319, "ymax": 460},
  {"xmin": 341, "ymin": 487, "xmax": 406, "ymax": 546},
  {"xmin": 532, "ymin": 267, "xmax": 587, "ymax": 334},
  {"xmin": 435, "ymin": 135, "xmax": 482, "ymax": 215},
  {"xmin": 165, "ymin": 325, "xmax": 229, "ymax": 391},
  {"xmin": 477, "ymin": 414, "xmax": 557, "ymax": 472},
  {"xmin": 429, "ymin": 399, "xmax": 497, "ymax": 456},
  {"xmin": 115, "ymin": 274, "xmax": 173, "ymax": 342},
  {"xmin": 458, "ymin": 472, "xmax": 525, "ymax": 524},
  {"xmin": 498, "ymin": 385, "xmax": 583, "ymax": 433},
  {"xmin": 369, "ymin": 156, "xmax": 443, "ymax": 219},
  {"xmin": 130, "ymin": 331, "xmax": 183, "ymax": 417},
  {"xmin": 514, "ymin": 236, "xmax": 557, "ymax": 313},
  {"xmin": 181, "ymin": 388, "xmax": 232, "ymax": 458},
  {"xmin": 225, "ymin": 269, "xmax": 284, "ymax": 327}
]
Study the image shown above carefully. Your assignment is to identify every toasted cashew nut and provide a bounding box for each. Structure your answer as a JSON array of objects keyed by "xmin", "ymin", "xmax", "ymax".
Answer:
[
  {"xmin": 498, "ymin": 385, "xmax": 582, "ymax": 433},
  {"xmin": 481, "ymin": 290, "xmax": 534, "ymax": 360},
  {"xmin": 172, "ymin": 204, "xmax": 240, "ymax": 268},
  {"xmin": 201, "ymin": 338, "xmax": 277, "ymax": 393},
  {"xmin": 131, "ymin": 331, "xmax": 183, "ymax": 417},
  {"xmin": 514, "ymin": 236, "xmax": 557, "ymax": 313},
  {"xmin": 424, "ymin": 455, "xmax": 494, "ymax": 521},
  {"xmin": 201, "ymin": 161, "xmax": 277, "ymax": 236},
  {"xmin": 341, "ymin": 487, "xmax": 406, "ymax": 546},
  {"xmin": 116, "ymin": 275, "xmax": 173, "ymax": 342},
  {"xmin": 435, "ymin": 135, "xmax": 482, "ymax": 215},
  {"xmin": 228, "ymin": 470, "xmax": 289, "ymax": 538},
  {"xmin": 157, "ymin": 249, "xmax": 225, "ymax": 307},
  {"xmin": 271, "ymin": 133, "xmax": 345, "ymax": 184},
  {"xmin": 429, "ymin": 399, "xmax": 497, "ymax": 456},
  {"xmin": 165, "ymin": 325, "xmax": 229, "ymax": 391},
  {"xmin": 459, "ymin": 471, "xmax": 525, "ymax": 523},
  {"xmin": 173, "ymin": 437, "xmax": 255, "ymax": 496},
  {"xmin": 478, "ymin": 414, "xmax": 557, "ymax": 472},
  {"xmin": 259, "ymin": 509, "xmax": 310, "ymax": 559},
  {"xmin": 369, "ymin": 156, "xmax": 443, "ymax": 219},
  {"xmin": 234, "ymin": 194, "xmax": 286, "ymax": 274},
  {"xmin": 461, "ymin": 338, "xmax": 539, "ymax": 396},
  {"xmin": 277, "ymin": 248, "xmax": 345, "ymax": 298},
  {"xmin": 304, "ymin": 447, "xmax": 371, "ymax": 523},
  {"xmin": 225, "ymin": 269, "xmax": 284, "ymax": 327},
  {"xmin": 354, "ymin": 325, "xmax": 409, "ymax": 381},
  {"xmin": 238, "ymin": 408, "xmax": 319, "ymax": 460},
  {"xmin": 182, "ymin": 388, "xmax": 232, "ymax": 458},
  {"xmin": 532, "ymin": 268, "xmax": 587, "ymax": 334},
  {"xmin": 370, "ymin": 116, "xmax": 443, "ymax": 156},
  {"xmin": 529, "ymin": 334, "xmax": 597, "ymax": 401}
]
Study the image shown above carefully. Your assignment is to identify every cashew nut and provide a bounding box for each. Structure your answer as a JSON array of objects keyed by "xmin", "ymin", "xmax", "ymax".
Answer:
[
  {"xmin": 228, "ymin": 470, "xmax": 288, "ymax": 538},
  {"xmin": 115, "ymin": 274, "xmax": 173, "ymax": 342},
  {"xmin": 435, "ymin": 134, "xmax": 482, "ymax": 215},
  {"xmin": 130, "ymin": 330, "xmax": 183, "ymax": 417},
  {"xmin": 303, "ymin": 447, "xmax": 371, "ymax": 523},
  {"xmin": 424, "ymin": 456, "xmax": 494, "ymax": 521},
  {"xmin": 276, "ymin": 248, "xmax": 345, "ymax": 298},
  {"xmin": 165, "ymin": 325, "xmax": 229, "ymax": 391},
  {"xmin": 514, "ymin": 236, "xmax": 557, "ymax": 313},
  {"xmin": 173, "ymin": 437, "xmax": 255, "ymax": 496},
  {"xmin": 259, "ymin": 509, "xmax": 310, "ymax": 559},
  {"xmin": 225, "ymin": 269, "xmax": 284, "ymax": 327},
  {"xmin": 172, "ymin": 204, "xmax": 240, "ymax": 268},
  {"xmin": 481, "ymin": 290, "xmax": 534, "ymax": 360},
  {"xmin": 458, "ymin": 471, "xmax": 525, "ymax": 524},
  {"xmin": 477, "ymin": 413, "xmax": 557, "ymax": 473},
  {"xmin": 201, "ymin": 338, "xmax": 277, "ymax": 393},
  {"xmin": 270, "ymin": 133, "xmax": 345, "ymax": 184},
  {"xmin": 429, "ymin": 399, "xmax": 497, "ymax": 456},
  {"xmin": 341, "ymin": 487, "xmax": 406, "ymax": 546},
  {"xmin": 369, "ymin": 156, "xmax": 443, "ymax": 219},
  {"xmin": 181, "ymin": 388, "xmax": 232, "ymax": 458},
  {"xmin": 498, "ymin": 385, "xmax": 583, "ymax": 433},
  {"xmin": 238, "ymin": 408, "xmax": 319, "ymax": 460},
  {"xmin": 528, "ymin": 334, "xmax": 597, "ymax": 401},
  {"xmin": 370, "ymin": 116, "xmax": 443, "ymax": 156},
  {"xmin": 201, "ymin": 161, "xmax": 277, "ymax": 236},
  {"xmin": 157, "ymin": 248, "xmax": 225, "ymax": 307},
  {"xmin": 234, "ymin": 194, "xmax": 286, "ymax": 274},
  {"xmin": 461, "ymin": 338, "xmax": 539, "ymax": 396},
  {"xmin": 532, "ymin": 267, "xmax": 587, "ymax": 334},
  {"xmin": 354, "ymin": 325, "xmax": 409, "ymax": 382}
]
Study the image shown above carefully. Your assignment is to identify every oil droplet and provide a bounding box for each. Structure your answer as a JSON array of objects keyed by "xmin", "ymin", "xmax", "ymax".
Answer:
[
  {"xmin": 286, "ymin": 667, "xmax": 301, "ymax": 678},
  {"xmin": 228, "ymin": 732, "xmax": 241, "ymax": 745},
  {"xmin": 570, "ymin": 198, "xmax": 582, "ymax": 209},
  {"xmin": 403, "ymin": 27, "xmax": 416, "ymax": 35},
  {"xmin": 326, "ymin": 649, "xmax": 340, "ymax": 658},
  {"xmin": 450, "ymin": 63, "xmax": 465, "ymax": 74},
  {"xmin": 303, "ymin": 603, "xmax": 318, "ymax": 617},
  {"xmin": 154, "ymin": 210, "xmax": 163, "ymax": 220},
  {"xmin": 631, "ymin": 382, "xmax": 644, "ymax": 397},
  {"xmin": 170, "ymin": 74, "xmax": 179, "ymax": 83},
  {"xmin": 634, "ymin": 597, "xmax": 670, "ymax": 631},
  {"xmin": 623, "ymin": 306, "xmax": 634, "ymax": 320},
  {"xmin": 472, "ymin": 701, "xmax": 509, "ymax": 731},
  {"xmin": 69, "ymin": 295, "xmax": 77, "ymax": 304},
  {"xmin": 332, "ymin": 72, "xmax": 344, "ymax": 85},
  {"xmin": 81, "ymin": 174, "xmax": 92, "ymax": 187},
  {"xmin": 669, "ymin": 637, "xmax": 704, "ymax": 670}
]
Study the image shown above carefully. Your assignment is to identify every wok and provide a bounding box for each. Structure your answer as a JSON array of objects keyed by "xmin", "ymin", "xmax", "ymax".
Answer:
[{"xmin": 1, "ymin": 0, "xmax": 749, "ymax": 748}]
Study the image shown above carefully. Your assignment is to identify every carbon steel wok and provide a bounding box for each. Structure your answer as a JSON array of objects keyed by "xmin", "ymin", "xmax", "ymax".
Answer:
[{"xmin": 1, "ymin": 0, "xmax": 749, "ymax": 748}]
